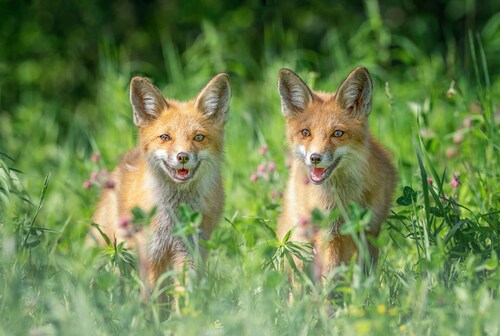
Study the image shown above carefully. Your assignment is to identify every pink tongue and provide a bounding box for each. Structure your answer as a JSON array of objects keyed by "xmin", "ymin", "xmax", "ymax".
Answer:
[
  {"xmin": 177, "ymin": 169, "xmax": 190, "ymax": 178},
  {"xmin": 311, "ymin": 167, "xmax": 325, "ymax": 180}
]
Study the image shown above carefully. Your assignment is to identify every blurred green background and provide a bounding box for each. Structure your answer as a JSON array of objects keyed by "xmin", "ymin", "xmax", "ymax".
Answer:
[
  {"xmin": 0, "ymin": 1, "xmax": 499, "ymax": 335},
  {"xmin": 1, "ymin": 0, "xmax": 499, "ymax": 135}
]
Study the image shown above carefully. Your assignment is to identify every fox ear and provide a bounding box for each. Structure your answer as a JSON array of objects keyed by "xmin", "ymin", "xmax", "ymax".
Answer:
[
  {"xmin": 194, "ymin": 73, "xmax": 231, "ymax": 123},
  {"xmin": 278, "ymin": 68, "xmax": 314, "ymax": 117},
  {"xmin": 335, "ymin": 67, "xmax": 373, "ymax": 118},
  {"xmin": 130, "ymin": 77, "xmax": 168, "ymax": 127}
]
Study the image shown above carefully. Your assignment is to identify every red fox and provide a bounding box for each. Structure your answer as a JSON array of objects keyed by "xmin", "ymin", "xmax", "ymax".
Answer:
[
  {"xmin": 277, "ymin": 67, "xmax": 396, "ymax": 279},
  {"xmin": 89, "ymin": 73, "xmax": 231, "ymax": 288}
]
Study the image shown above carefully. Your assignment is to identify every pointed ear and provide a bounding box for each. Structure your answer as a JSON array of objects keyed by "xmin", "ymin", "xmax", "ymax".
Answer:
[
  {"xmin": 278, "ymin": 68, "xmax": 314, "ymax": 117},
  {"xmin": 335, "ymin": 67, "xmax": 373, "ymax": 118},
  {"xmin": 130, "ymin": 77, "xmax": 168, "ymax": 126},
  {"xmin": 194, "ymin": 73, "xmax": 231, "ymax": 123}
]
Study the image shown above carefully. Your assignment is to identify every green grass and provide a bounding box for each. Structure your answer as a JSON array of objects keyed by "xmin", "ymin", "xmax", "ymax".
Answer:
[{"xmin": 1, "ymin": 14, "xmax": 499, "ymax": 336}]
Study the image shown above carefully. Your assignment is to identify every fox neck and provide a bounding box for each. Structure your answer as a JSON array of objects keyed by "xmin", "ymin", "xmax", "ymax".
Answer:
[
  {"xmin": 328, "ymin": 159, "xmax": 368, "ymax": 208},
  {"xmin": 144, "ymin": 161, "xmax": 220, "ymax": 264}
]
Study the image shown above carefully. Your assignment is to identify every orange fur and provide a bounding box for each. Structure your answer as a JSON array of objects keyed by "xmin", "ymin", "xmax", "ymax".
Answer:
[
  {"xmin": 89, "ymin": 74, "xmax": 231, "ymax": 289},
  {"xmin": 277, "ymin": 67, "xmax": 396, "ymax": 278}
]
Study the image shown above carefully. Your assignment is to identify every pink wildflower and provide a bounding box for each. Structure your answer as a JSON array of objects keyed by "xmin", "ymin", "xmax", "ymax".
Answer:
[
  {"xmin": 451, "ymin": 173, "xmax": 460, "ymax": 189},
  {"xmin": 297, "ymin": 216, "xmax": 316, "ymax": 240},
  {"xmin": 446, "ymin": 147, "xmax": 457, "ymax": 159},
  {"xmin": 91, "ymin": 153, "xmax": 101, "ymax": 163},
  {"xmin": 267, "ymin": 162, "xmax": 277, "ymax": 172},
  {"xmin": 83, "ymin": 180, "xmax": 91, "ymax": 189},
  {"xmin": 258, "ymin": 145, "xmax": 268, "ymax": 156},
  {"xmin": 463, "ymin": 116, "xmax": 473, "ymax": 128},
  {"xmin": 298, "ymin": 216, "xmax": 310, "ymax": 227},
  {"xmin": 118, "ymin": 217, "xmax": 131, "ymax": 228},
  {"xmin": 250, "ymin": 173, "xmax": 259, "ymax": 182},
  {"xmin": 427, "ymin": 177, "xmax": 433, "ymax": 186},
  {"xmin": 419, "ymin": 128, "xmax": 436, "ymax": 139},
  {"xmin": 453, "ymin": 132, "xmax": 464, "ymax": 145},
  {"xmin": 257, "ymin": 164, "xmax": 266, "ymax": 174}
]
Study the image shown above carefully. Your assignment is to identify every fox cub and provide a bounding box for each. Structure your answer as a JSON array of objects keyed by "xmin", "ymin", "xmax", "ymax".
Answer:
[
  {"xmin": 277, "ymin": 67, "xmax": 396, "ymax": 278},
  {"xmin": 90, "ymin": 74, "xmax": 231, "ymax": 287}
]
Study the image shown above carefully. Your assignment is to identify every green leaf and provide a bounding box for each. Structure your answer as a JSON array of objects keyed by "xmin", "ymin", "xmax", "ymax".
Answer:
[
  {"xmin": 91, "ymin": 222, "xmax": 111, "ymax": 246},
  {"xmin": 416, "ymin": 149, "xmax": 431, "ymax": 229},
  {"xmin": 25, "ymin": 238, "xmax": 41, "ymax": 248},
  {"xmin": 430, "ymin": 206, "xmax": 445, "ymax": 217},
  {"xmin": 285, "ymin": 250, "xmax": 301, "ymax": 275},
  {"xmin": 482, "ymin": 254, "xmax": 498, "ymax": 271},
  {"xmin": 265, "ymin": 203, "xmax": 280, "ymax": 211},
  {"xmin": 311, "ymin": 208, "xmax": 324, "ymax": 222},
  {"xmin": 287, "ymin": 242, "xmax": 313, "ymax": 262},
  {"xmin": 131, "ymin": 206, "xmax": 146, "ymax": 220},
  {"xmin": 396, "ymin": 186, "xmax": 417, "ymax": 206},
  {"xmin": 256, "ymin": 220, "xmax": 279, "ymax": 241},
  {"xmin": 282, "ymin": 227, "xmax": 295, "ymax": 244}
]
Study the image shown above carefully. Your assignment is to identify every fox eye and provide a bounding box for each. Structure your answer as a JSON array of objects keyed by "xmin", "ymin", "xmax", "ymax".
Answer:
[
  {"xmin": 159, "ymin": 134, "xmax": 171, "ymax": 141},
  {"xmin": 332, "ymin": 130, "xmax": 344, "ymax": 138},
  {"xmin": 301, "ymin": 129, "xmax": 311, "ymax": 137},
  {"xmin": 194, "ymin": 134, "xmax": 205, "ymax": 142}
]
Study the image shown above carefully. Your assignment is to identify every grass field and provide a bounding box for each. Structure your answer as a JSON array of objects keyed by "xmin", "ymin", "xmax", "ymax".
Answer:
[{"xmin": 1, "ymin": 5, "xmax": 499, "ymax": 336}]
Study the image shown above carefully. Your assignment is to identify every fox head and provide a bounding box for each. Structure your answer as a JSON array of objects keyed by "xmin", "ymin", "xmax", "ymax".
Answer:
[
  {"xmin": 130, "ymin": 74, "xmax": 231, "ymax": 183},
  {"xmin": 278, "ymin": 67, "xmax": 372, "ymax": 185}
]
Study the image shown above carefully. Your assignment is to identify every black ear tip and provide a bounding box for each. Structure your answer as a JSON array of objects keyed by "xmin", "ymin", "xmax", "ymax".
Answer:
[
  {"xmin": 207, "ymin": 74, "xmax": 231, "ymax": 93},
  {"xmin": 130, "ymin": 77, "xmax": 155, "ymax": 93},
  {"xmin": 354, "ymin": 66, "xmax": 368, "ymax": 72},
  {"xmin": 215, "ymin": 73, "xmax": 230, "ymax": 83},
  {"xmin": 130, "ymin": 76, "xmax": 146, "ymax": 85},
  {"xmin": 352, "ymin": 67, "xmax": 372, "ymax": 81},
  {"xmin": 279, "ymin": 68, "xmax": 295, "ymax": 78}
]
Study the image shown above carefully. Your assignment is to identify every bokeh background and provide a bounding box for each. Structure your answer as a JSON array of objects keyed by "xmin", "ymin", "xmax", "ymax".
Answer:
[{"xmin": 1, "ymin": 0, "xmax": 499, "ymax": 135}]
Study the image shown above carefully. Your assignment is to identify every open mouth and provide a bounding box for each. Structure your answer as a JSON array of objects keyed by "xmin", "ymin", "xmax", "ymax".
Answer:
[
  {"xmin": 163, "ymin": 161, "xmax": 201, "ymax": 183},
  {"xmin": 175, "ymin": 168, "xmax": 191, "ymax": 181},
  {"xmin": 309, "ymin": 158, "xmax": 341, "ymax": 184}
]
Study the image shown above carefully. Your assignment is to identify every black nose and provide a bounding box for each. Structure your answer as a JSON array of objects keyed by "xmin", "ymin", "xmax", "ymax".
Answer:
[
  {"xmin": 310, "ymin": 153, "xmax": 322, "ymax": 164},
  {"xmin": 177, "ymin": 152, "xmax": 189, "ymax": 164}
]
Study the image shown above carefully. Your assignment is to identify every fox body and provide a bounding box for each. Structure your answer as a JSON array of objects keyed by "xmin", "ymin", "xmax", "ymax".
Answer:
[
  {"xmin": 90, "ymin": 74, "xmax": 231, "ymax": 286},
  {"xmin": 277, "ymin": 67, "xmax": 396, "ymax": 277}
]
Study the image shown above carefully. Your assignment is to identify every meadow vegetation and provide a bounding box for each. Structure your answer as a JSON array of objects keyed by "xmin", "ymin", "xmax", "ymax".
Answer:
[{"xmin": 0, "ymin": 1, "xmax": 499, "ymax": 335}]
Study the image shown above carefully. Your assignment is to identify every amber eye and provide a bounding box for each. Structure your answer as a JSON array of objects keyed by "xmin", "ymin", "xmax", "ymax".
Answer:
[
  {"xmin": 194, "ymin": 134, "xmax": 205, "ymax": 142},
  {"xmin": 332, "ymin": 130, "xmax": 344, "ymax": 138},
  {"xmin": 301, "ymin": 129, "xmax": 311, "ymax": 137},
  {"xmin": 159, "ymin": 134, "xmax": 171, "ymax": 141}
]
